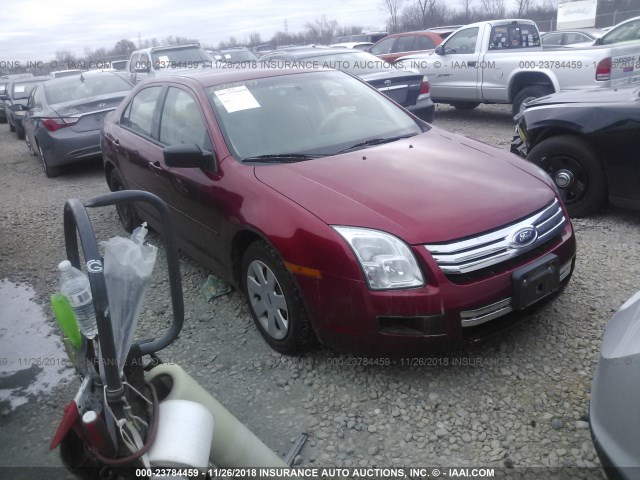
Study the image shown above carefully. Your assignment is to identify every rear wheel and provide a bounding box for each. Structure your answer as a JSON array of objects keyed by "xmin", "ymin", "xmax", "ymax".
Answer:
[
  {"xmin": 109, "ymin": 169, "xmax": 140, "ymax": 233},
  {"xmin": 16, "ymin": 126, "xmax": 25, "ymax": 140},
  {"xmin": 37, "ymin": 143, "xmax": 62, "ymax": 178},
  {"xmin": 450, "ymin": 102, "xmax": 480, "ymax": 110},
  {"xmin": 512, "ymin": 85, "xmax": 552, "ymax": 116},
  {"xmin": 527, "ymin": 135, "xmax": 606, "ymax": 217},
  {"xmin": 242, "ymin": 241, "xmax": 314, "ymax": 355}
]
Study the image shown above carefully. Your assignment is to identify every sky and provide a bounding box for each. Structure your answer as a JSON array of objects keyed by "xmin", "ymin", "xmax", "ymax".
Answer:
[{"xmin": 0, "ymin": 0, "xmax": 528, "ymax": 62}]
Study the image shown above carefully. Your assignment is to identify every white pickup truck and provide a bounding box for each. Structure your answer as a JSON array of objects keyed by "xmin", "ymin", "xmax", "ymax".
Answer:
[{"xmin": 396, "ymin": 19, "xmax": 640, "ymax": 115}]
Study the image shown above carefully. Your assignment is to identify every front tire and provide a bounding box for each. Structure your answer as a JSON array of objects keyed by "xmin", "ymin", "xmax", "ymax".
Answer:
[
  {"xmin": 242, "ymin": 241, "xmax": 314, "ymax": 355},
  {"xmin": 512, "ymin": 85, "xmax": 552, "ymax": 116},
  {"xmin": 109, "ymin": 169, "xmax": 140, "ymax": 233},
  {"xmin": 527, "ymin": 135, "xmax": 606, "ymax": 218}
]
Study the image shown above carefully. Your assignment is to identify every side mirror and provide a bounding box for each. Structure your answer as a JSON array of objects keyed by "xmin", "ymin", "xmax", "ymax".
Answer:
[
  {"xmin": 163, "ymin": 144, "xmax": 214, "ymax": 169},
  {"xmin": 434, "ymin": 45, "xmax": 445, "ymax": 55}
]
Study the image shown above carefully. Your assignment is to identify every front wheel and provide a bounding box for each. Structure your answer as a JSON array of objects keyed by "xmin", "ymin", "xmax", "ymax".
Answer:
[
  {"xmin": 512, "ymin": 86, "xmax": 552, "ymax": 116},
  {"xmin": 242, "ymin": 241, "xmax": 314, "ymax": 355},
  {"xmin": 527, "ymin": 135, "xmax": 606, "ymax": 217}
]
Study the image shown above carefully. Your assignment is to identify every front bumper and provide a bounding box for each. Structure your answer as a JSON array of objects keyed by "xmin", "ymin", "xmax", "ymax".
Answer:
[{"xmin": 297, "ymin": 221, "xmax": 576, "ymax": 354}]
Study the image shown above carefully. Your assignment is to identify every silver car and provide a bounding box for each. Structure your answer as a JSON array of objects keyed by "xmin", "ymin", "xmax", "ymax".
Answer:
[
  {"xmin": 590, "ymin": 289, "xmax": 640, "ymax": 478},
  {"xmin": 22, "ymin": 71, "xmax": 133, "ymax": 177}
]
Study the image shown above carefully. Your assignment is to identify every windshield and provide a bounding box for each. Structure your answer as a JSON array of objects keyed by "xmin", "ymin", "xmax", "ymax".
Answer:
[
  {"xmin": 12, "ymin": 81, "xmax": 43, "ymax": 100},
  {"xmin": 44, "ymin": 74, "xmax": 132, "ymax": 105},
  {"xmin": 207, "ymin": 70, "xmax": 423, "ymax": 161},
  {"xmin": 302, "ymin": 51, "xmax": 393, "ymax": 75},
  {"xmin": 601, "ymin": 19, "xmax": 640, "ymax": 45},
  {"xmin": 151, "ymin": 47, "xmax": 212, "ymax": 68}
]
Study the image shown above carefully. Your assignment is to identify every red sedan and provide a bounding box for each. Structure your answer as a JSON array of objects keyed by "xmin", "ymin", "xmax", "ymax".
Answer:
[{"xmin": 101, "ymin": 68, "xmax": 576, "ymax": 355}]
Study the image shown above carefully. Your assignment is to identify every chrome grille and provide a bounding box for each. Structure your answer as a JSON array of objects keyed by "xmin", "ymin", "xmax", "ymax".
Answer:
[{"xmin": 425, "ymin": 199, "xmax": 566, "ymax": 275}]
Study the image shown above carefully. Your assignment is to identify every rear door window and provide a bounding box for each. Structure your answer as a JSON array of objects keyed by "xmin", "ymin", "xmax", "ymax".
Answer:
[
  {"xmin": 370, "ymin": 37, "xmax": 397, "ymax": 55},
  {"xmin": 395, "ymin": 35, "xmax": 416, "ymax": 53},
  {"xmin": 415, "ymin": 35, "xmax": 436, "ymax": 50}
]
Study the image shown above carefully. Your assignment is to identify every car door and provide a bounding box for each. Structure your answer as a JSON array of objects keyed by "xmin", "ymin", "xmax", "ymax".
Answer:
[
  {"xmin": 429, "ymin": 26, "xmax": 481, "ymax": 102},
  {"xmin": 112, "ymin": 85, "xmax": 165, "ymax": 224},
  {"xmin": 152, "ymin": 85, "xmax": 225, "ymax": 271}
]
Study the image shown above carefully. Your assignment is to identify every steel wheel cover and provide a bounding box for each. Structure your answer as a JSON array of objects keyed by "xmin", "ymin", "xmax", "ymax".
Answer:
[{"xmin": 247, "ymin": 260, "xmax": 289, "ymax": 340}]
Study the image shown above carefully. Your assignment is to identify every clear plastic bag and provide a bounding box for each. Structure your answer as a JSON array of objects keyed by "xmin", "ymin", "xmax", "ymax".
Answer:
[{"xmin": 101, "ymin": 223, "xmax": 157, "ymax": 374}]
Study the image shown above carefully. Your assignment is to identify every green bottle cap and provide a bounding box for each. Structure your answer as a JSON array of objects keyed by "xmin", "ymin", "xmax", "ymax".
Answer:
[{"xmin": 51, "ymin": 293, "xmax": 82, "ymax": 350}]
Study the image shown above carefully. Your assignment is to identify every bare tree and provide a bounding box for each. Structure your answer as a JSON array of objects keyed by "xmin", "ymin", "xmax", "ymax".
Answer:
[
  {"xmin": 417, "ymin": 0, "xmax": 440, "ymax": 28},
  {"xmin": 515, "ymin": 0, "xmax": 533, "ymax": 17},
  {"xmin": 304, "ymin": 15, "xmax": 339, "ymax": 44},
  {"xmin": 481, "ymin": 0, "xmax": 506, "ymax": 18},
  {"xmin": 382, "ymin": 0, "xmax": 404, "ymax": 32},
  {"xmin": 460, "ymin": 0, "xmax": 473, "ymax": 22}
]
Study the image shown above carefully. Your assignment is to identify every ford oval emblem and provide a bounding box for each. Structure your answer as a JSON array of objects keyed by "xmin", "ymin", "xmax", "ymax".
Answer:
[
  {"xmin": 384, "ymin": 80, "xmax": 392, "ymax": 86},
  {"xmin": 511, "ymin": 226, "xmax": 537, "ymax": 248}
]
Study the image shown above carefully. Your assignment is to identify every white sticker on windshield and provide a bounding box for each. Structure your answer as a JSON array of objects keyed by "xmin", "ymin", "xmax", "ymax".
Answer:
[
  {"xmin": 14, "ymin": 86, "xmax": 26, "ymax": 93},
  {"xmin": 157, "ymin": 55, "xmax": 170, "ymax": 62},
  {"xmin": 214, "ymin": 86, "xmax": 260, "ymax": 113}
]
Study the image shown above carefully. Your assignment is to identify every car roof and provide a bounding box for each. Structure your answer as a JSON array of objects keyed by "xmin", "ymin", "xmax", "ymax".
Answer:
[
  {"xmin": 7, "ymin": 76, "xmax": 49, "ymax": 85},
  {"xmin": 268, "ymin": 47, "xmax": 359, "ymax": 57},
  {"xmin": 543, "ymin": 28, "xmax": 604, "ymax": 37},
  {"xmin": 383, "ymin": 30, "xmax": 442, "ymax": 39},
  {"xmin": 139, "ymin": 68, "xmax": 330, "ymax": 89},
  {"xmin": 132, "ymin": 44, "xmax": 202, "ymax": 54}
]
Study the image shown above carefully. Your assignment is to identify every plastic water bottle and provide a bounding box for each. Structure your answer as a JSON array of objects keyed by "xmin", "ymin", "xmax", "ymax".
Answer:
[{"xmin": 58, "ymin": 260, "xmax": 98, "ymax": 339}]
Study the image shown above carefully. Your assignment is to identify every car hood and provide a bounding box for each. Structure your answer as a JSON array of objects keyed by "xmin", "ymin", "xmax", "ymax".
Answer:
[
  {"xmin": 527, "ymin": 86, "xmax": 640, "ymax": 107},
  {"xmin": 254, "ymin": 127, "xmax": 556, "ymax": 244}
]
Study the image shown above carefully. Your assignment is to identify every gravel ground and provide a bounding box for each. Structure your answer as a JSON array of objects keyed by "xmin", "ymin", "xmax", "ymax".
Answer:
[{"xmin": 1, "ymin": 103, "xmax": 640, "ymax": 479}]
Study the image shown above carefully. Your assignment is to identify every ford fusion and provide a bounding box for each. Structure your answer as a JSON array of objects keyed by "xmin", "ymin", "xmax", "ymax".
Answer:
[{"xmin": 101, "ymin": 69, "xmax": 576, "ymax": 354}]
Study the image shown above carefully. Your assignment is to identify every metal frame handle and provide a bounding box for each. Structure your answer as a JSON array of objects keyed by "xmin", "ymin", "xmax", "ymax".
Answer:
[{"xmin": 64, "ymin": 190, "xmax": 184, "ymax": 400}]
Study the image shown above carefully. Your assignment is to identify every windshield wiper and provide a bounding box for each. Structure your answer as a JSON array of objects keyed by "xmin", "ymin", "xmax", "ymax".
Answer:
[
  {"xmin": 241, "ymin": 153, "xmax": 322, "ymax": 163},
  {"xmin": 334, "ymin": 134, "xmax": 418, "ymax": 155}
]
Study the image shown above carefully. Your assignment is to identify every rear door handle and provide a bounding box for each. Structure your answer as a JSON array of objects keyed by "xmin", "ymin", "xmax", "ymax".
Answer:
[
  {"xmin": 467, "ymin": 61, "xmax": 478, "ymax": 67},
  {"xmin": 149, "ymin": 161, "xmax": 163, "ymax": 173}
]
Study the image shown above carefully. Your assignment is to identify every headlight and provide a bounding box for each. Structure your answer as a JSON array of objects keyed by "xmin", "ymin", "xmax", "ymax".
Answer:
[
  {"xmin": 333, "ymin": 226, "xmax": 425, "ymax": 290},
  {"xmin": 516, "ymin": 124, "xmax": 527, "ymax": 143}
]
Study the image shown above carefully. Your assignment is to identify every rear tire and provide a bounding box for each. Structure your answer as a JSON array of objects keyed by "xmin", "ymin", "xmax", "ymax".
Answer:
[
  {"xmin": 242, "ymin": 241, "xmax": 314, "ymax": 355},
  {"xmin": 527, "ymin": 135, "xmax": 606, "ymax": 217},
  {"xmin": 512, "ymin": 85, "xmax": 552, "ymax": 116},
  {"xmin": 16, "ymin": 126, "xmax": 25, "ymax": 140},
  {"xmin": 37, "ymin": 143, "xmax": 62, "ymax": 178},
  {"xmin": 450, "ymin": 102, "xmax": 480, "ymax": 110},
  {"xmin": 109, "ymin": 169, "xmax": 140, "ymax": 233}
]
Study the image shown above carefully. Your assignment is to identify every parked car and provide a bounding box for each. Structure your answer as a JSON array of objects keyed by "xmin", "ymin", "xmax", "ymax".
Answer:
[
  {"xmin": 369, "ymin": 30, "xmax": 443, "ymax": 63},
  {"xmin": 0, "ymin": 81, "xmax": 8, "ymax": 123},
  {"xmin": 101, "ymin": 69, "xmax": 576, "ymax": 355},
  {"xmin": 212, "ymin": 47, "xmax": 258, "ymax": 64},
  {"xmin": 331, "ymin": 32, "xmax": 388, "ymax": 44},
  {"xmin": 511, "ymin": 86, "xmax": 640, "ymax": 217},
  {"xmin": 22, "ymin": 72, "xmax": 133, "ymax": 177},
  {"xmin": 541, "ymin": 29, "xmax": 604, "ymax": 47},
  {"xmin": 50, "ymin": 69, "xmax": 85, "ymax": 78},
  {"xmin": 127, "ymin": 44, "xmax": 214, "ymax": 84},
  {"xmin": 395, "ymin": 18, "xmax": 640, "ymax": 114},
  {"xmin": 0, "ymin": 76, "xmax": 49, "ymax": 139},
  {"xmin": 590, "ymin": 287, "xmax": 640, "ymax": 479},
  {"xmin": 260, "ymin": 47, "xmax": 434, "ymax": 120},
  {"xmin": 329, "ymin": 42, "xmax": 374, "ymax": 51},
  {"xmin": 110, "ymin": 60, "xmax": 128, "ymax": 71},
  {"xmin": 252, "ymin": 44, "xmax": 276, "ymax": 57}
]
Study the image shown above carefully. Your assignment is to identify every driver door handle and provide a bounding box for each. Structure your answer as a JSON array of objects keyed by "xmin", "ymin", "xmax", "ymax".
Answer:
[
  {"xmin": 467, "ymin": 61, "xmax": 478, "ymax": 67},
  {"xmin": 149, "ymin": 161, "xmax": 164, "ymax": 173}
]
